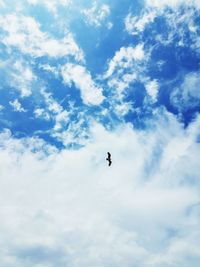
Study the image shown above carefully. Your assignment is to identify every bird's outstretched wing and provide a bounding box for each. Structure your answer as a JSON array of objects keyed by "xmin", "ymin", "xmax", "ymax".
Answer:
[
  {"xmin": 107, "ymin": 152, "xmax": 111, "ymax": 158},
  {"xmin": 108, "ymin": 160, "xmax": 112, "ymax": 166}
]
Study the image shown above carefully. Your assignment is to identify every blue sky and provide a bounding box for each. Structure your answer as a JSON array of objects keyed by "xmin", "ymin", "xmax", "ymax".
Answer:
[{"xmin": 0, "ymin": 0, "xmax": 200, "ymax": 266}]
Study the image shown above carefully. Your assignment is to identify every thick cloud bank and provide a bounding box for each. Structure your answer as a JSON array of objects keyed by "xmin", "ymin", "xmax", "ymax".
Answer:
[{"xmin": 0, "ymin": 110, "xmax": 200, "ymax": 267}]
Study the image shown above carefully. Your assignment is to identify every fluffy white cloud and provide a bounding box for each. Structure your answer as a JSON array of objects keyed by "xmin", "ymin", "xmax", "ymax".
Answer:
[
  {"xmin": 62, "ymin": 63, "xmax": 104, "ymax": 105},
  {"xmin": 12, "ymin": 60, "xmax": 35, "ymax": 97},
  {"xmin": 39, "ymin": 64, "xmax": 59, "ymax": 77},
  {"xmin": 105, "ymin": 44, "xmax": 145, "ymax": 79},
  {"xmin": 0, "ymin": 110, "xmax": 200, "ymax": 266},
  {"xmin": 82, "ymin": 2, "xmax": 110, "ymax": 27},
  {"xmin": 0, "ymin": 58, "xmax": 36, "ymax": 98},
  {"xmin": 156, "ymin": 7, "xmax": 200, "ymax": 48},
  {"xmin": 9, "ymin": 99, "xmax": 26, "ymax": 112},
  {"xmin": 102, "ymin": 43, "xmax": 147, "ymax": 114},
  {"xmin": 125, "ymin": 3, "xmax": 200, "ymax": 53},
  {"xmin": 0, "ymin": 14, "xmax": 84, "ymax": 61},
  {"xmin": 145, "ymin": 79, "xmax": 159, "ymax": 102},
  {"xmin": 171, "ymin": 72, "xmax": 200, "ymax": 111},
  {"xmin": 34, "ymin": 108, "xmax": 51, "ymax": 121},
  {"xmin": 102, "ymin": 44, "xmax": 147, "ymax": 116},
  {"xmin": 52, "ymin": 113, "xmax": 89, "ymax": 146},
  {"xmin": 125, "ymin": 11, "xmax": 156, "ymax": 35}
]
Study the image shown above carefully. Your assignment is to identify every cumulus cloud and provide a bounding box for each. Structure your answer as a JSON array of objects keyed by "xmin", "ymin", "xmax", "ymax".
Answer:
[
  {"xmin": 158, "ymin": 7, "xmax": 200, "ymax": 48},
  {"xmin": 39, "ymin": 64, "xmax": 59, "ymax": 77},
  {"xmin": 0, "ymin": 58, "xmax": 36, "ymax": 97},
  {"xmin": 171, "ymin": 72, "xmax": 200, "ymax": 111},
  {"xmin": 0, "ymin": 110, "xmax": 200, "ymax": 266},
  {"xmin": 101, "ymin": 43, "xmax": 148, "ymax": 117},
  {"xmin": 145, "ymin": 79, "xmax": 159, "ymax": 102},
  {"xmin": 62, "ymin": 63, "xmax": 104, "ymax": 105},
  {"xmin": 0, "ymin": 14, "xmax": 84, "ymax": 61},
  {"xmin": 105, "ymin": 44, "xmax": 145, "ymax": 79},
  {"xmin": 125, "ymin": 11, "xmax": 156, "ymax": 35},
  {"xmin": 52, "ymin": 113, "xmax": 90, "ymax": 146},
  {"xmin": 11, "ymin": 60, "xmax": 35, "ymax": 97},
  {"xmin": 34, "ymin": 108, "xmax": 50, "ymax": 121},
  {"xmin": 9, "ymin": 99, "xmax": 26, "ymax": 112},
  {"xmin": 82, "ymin": 2, "xmax": 110, "ymax": 27},
  {"xmin": 102, "ymin": 43, "xmax": 147, "ymax": 115},
  {"xmin": 125, "ymin": 2, "xmax": 200, "ymax": 53}
]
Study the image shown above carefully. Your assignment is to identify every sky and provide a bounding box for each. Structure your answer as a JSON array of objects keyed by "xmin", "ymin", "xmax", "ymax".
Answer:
[{"xmin": 0, "ymin": 0, "xmax": 200, "ymax": 266}]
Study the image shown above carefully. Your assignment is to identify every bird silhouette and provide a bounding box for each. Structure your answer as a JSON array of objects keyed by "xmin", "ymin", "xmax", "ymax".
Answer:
[{"xmin": 106, "ymin": 152, "xmax": 112, "ymax": 166}]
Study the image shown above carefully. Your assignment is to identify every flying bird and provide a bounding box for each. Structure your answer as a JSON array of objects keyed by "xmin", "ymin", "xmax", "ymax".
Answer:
[{"xmin": 106, "ymin": 152, "xmax": 112, "ymax": 166}]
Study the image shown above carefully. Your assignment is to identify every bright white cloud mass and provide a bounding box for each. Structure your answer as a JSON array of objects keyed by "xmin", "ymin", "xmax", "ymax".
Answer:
[{"xmin": 0, "ymin": 1, "xmax": 200, "ymax": 267}]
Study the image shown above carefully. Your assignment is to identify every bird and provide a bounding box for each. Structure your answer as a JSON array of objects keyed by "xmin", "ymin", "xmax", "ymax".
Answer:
[{"xmin": 106, "ymin": 152, "xmax": 112, "ymax": 166}]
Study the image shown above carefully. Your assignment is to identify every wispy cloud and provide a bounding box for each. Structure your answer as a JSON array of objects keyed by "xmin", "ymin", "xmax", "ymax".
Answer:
[
  {"xmin": 62, "ymin": 63, "xmax": 104, "ymax": 105},
  {"xmin": 27, "ymin": 0, "xmax": 72, "ymax": 14},
  {"xmin": 125, "ymin": 11, "xmax": 156, "ymax": 35},
  {"xmin": 171, "ymin": 71, "xmax": 200, "ymax": 111},
  {"xmin": 145, "ymin": 0, "xmax": 200, "ymax": 9},
  {"xmin": 82, "ymin": 1, "xmax": 110, "ymax": 27},
  {"xmin": 105, "ymin": 44, "xmax": 145, "ymax": 79},
  {"xmin": 145, "ymin": 79, "xmax": 159, "ymax": 102},
  {"xmin": 0, "ymin": 57, "xmax": 36, "ymax": 98},
  {"xmin": 0, "ymin": 14, "xmax": 84, "ymax": 61},
  {"xmin": 9, "ymin": 99, "xmax": 26, "ymax": 112}
]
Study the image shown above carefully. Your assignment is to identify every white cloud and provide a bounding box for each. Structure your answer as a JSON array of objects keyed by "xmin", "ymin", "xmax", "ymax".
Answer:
[
  {"xmin": 0, "ymin": 2, "xmax": 200, "ymax": 266},
  {"xmin": 105, "ymin": 44, "xmax": 145, "ymax": 79},
  {"xmin": 82, "ymin": 2, "xmax": 110, "ymax": 27},
  {"xmin": 39, "ymin": 88, "xmax": 70, "ymax": 130},
  {"xmin": 0, "ymin": 14, "xmax": 84, "ymax": 61},
  {"xmin": 0, "ymin": 0, "xmax": 5, "ymax": 7},
  {"xmin": 12, "ymin": 60, "xmax": 35, "ymax": 97},
  {"xmin": 125, "ymin": 3, "xmax": 200, "ymax": 53},
  {"xmin": 39, "ymin": 64, "xmax": 59, "ymax": 77},
  {"xmin": 9, "ymin": 99, "xmax": 26, "ymax": 112},
  {"xmin": 52, "ymin": 113, "xmax": 89, "ymax": 146},
  {"xmin": 145, "ymin": 79, "xmax": 159, "ymax": 102},
  {"xmin": 125, "ymin": 11, "xmax": 156, "ymax": 35},
  {"xmin": 156, "ymin": 7, "xmax": 200, "ymax": 48},
  {"xmin": 0, "ymin": 58, "xmax": 36, "ymax": 98},
  {"xmin": 107, "ymin": 22, "xmax": 113, "ymax": 30},
  {"xmin": 171, "ymin": 72, "xmax": 200, "ymax": 111},
  {"xmin": 0, "ymin": 110, "xmax": 200, "ymax": 266},
  {"xmin": 53, "ymin": 110, "xmax": 69, "ymax": 131},
  {"xmin": 145, "ymin": 0, "xmax": 200, "ymax": 9},
  {"xmin": 102, "ymin": 44, "xmax": 147, "ymax": 116},
  {"xmin": 27, "ymin": 0, "xmax": 71, "ymax": 13},
  {"xmin": 62, "ymin": 63, "xmax": 104, "ymax": 105},
  {"xmin": 0, "ymin": 105, "xmax": 4, "ymax": 111},
  {"xmin": 114, "ymin": 102, "xmax": 132, "ymax": 116},
  {"xmin": 34, "ymin": 108, "xmax": 50, "ymax": 121},
  {"xmin": 102, "ymin": 44, "xmax": 147, "ymax": 114}
]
